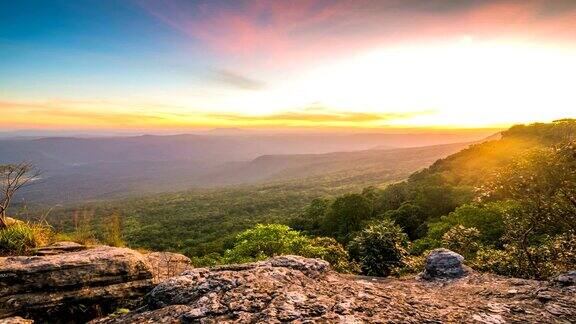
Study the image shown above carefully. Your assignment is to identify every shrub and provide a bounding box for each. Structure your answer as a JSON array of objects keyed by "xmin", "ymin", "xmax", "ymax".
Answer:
[
  {"xmin": 426, "ymin": 202, "xmax": 508, "ymax": 245},
  {"xmin": 441, "ymin": 225, "xmax": 481, "ymax": 258},
  {"xmin": 471, "ymin": 246, "xmax": 521, "ymax": 277},
  {"xmin": 393, "ymin": 253, "xmax": 427, "ymax": 276},
  {"xmin": 304, "ymin": 237, "xmax": 360, "ymax": 273},
  {"xmin": 470, "ymin": 233, "xmax": 576, "ymax": 279},
  {"xmin": 348, "ymin": 219, "xmax": 409, "ymax": 277},
  {"xmin": 222, "ymin": 224, "xmax": 358, "ymax": 273},
  {"xmin": 0, "ymin": 222, "xmax": 52, "ymax": 255}
]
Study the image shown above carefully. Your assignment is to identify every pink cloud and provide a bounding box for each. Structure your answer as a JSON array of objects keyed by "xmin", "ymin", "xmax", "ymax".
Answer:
[{"xmin": 138, "ymin": 0, "xmax": 576, "ymax": 68}]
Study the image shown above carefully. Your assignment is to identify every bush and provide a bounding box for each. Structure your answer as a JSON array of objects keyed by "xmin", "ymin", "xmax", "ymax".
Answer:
[
  {"xmin": 426, "ymin": 202, "xmax": 508, "ymax": 245},
  {"xmin": 348, "ymin": 219, "xmax": 409, "ymax": 277},
  {"xmin": 441, "ymin": 225, "xmax": 481, "ymax": 258},
  {"xmin": 470, "ymin": 233, "xmax": 576, "ymax": 279},
  {"xmin": 222, "ymin": 224, "xmax": 359, "ymax": 273},
  {"xmin": 471, "ymin": 246, "xmax": 521, "ymax": 277},
  {"xmin": 0, "ymin": 222, "xmax": 52, "ymax": 255},
  {"xmin": 304, "ymin": 237, "xmax": 360, "ymax": 273}
]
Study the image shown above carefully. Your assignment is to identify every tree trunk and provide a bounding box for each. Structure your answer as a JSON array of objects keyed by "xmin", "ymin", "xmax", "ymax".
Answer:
[{"xmin": 0, "ymin": 214, "xmax": 7, "ymax": 229}]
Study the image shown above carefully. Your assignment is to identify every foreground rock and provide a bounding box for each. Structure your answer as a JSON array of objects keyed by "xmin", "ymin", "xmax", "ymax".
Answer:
[
  {"xmin": 33, "ymin": 241, "xmax": 87, "ymax": 256},
  {"xmin": 0, "ymin": 246, "xmax": 154, "ymax": 323},
  {"xmin": 420, "ymin": 248, "xmax": 469, "ymax": 280},
  {"xmin": 145, "ymin": 252, "xmax": 193, "ymax": 284},
  {"xmin": 93, "ymin": 255, "xmax": 576, "ymax": 323}
]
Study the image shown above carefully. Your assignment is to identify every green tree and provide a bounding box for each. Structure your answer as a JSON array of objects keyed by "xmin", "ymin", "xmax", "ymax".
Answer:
[
  {"xmin": 481, "ymin": 143, "xmax": 576, "ymax": 278},
  {"xmin": 290, "ymin": 198, "xmax": 330, "ymax": 234},
  {"xmin": 321, "ymin": 193, "xmax": 373, "ymax": 243},
  {"xmin": 348, "ymin": 219, "xmax": 408, "ymax": 277},
  {"xmin": 383, "ymin": 203, "xmax": 426, "ymax": 239},
  {"xmin": 426, "ymin": 202, "xmax": 508, "ymax": 246}
]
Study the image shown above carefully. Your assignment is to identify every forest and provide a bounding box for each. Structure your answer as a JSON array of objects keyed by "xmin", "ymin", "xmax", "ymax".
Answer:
[{"xmin": 5, "ymin": 119, "xmax": 576, "ymax": 279}]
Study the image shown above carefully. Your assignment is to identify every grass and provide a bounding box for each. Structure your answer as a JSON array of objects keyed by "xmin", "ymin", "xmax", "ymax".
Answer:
[{"xmin": 0, "ymin": 222, "xmax": 53, "ymax": 256}]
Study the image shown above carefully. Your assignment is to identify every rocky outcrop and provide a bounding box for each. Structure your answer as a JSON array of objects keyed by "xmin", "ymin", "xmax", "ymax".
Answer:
[
  {"xmin": 420, "ymin": 248, "xmax": 469, "ymax": 280},
  {"xmin": 144, "ymin": 252, "xmax": 193, "ymax": 284},
  {"xmin": 33, "ymin": 241, "xmax": 87, "ymax": 256},
  {"xmin": 92, "ymin": 255, "xmax": 576, "ymax": 323},
  {"xmin": 0, "ymin": 246, "xmax": 154, "ymax": 323}
]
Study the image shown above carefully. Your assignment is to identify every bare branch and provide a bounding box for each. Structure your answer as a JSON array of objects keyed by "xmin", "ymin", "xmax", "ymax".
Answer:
[{"xmin": 0, "ymin": 162, "xmax": 41, "ymax": 228}]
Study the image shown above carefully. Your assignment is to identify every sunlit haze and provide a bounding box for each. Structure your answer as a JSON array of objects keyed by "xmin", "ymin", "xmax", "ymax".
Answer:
[{"xmin": 1, "ymin": 0, "xmax": 575, "ymax": 132}]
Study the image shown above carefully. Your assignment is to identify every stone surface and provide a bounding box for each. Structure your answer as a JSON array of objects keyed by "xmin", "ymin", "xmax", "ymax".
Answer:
[
  {"xmin": 33, "ymin": 241, "xmax": 87, "ymax": 256},
  {"xmin": 91, "ymin": 255, "xmax": 576, "ymax": 323},
  {"xmin": 0, "ymin": 246, "xmax": 154, "ymax": 323},
  {"xmin": 420, "ymin": 248, "xmax": 468, "ymax": 280},
  {"xmin": 0, "ymin": 317, "xmax": 33, "ymax": 324},
  {"xmin": 144, "ymin": 251, "xmax": 193, "ymax": 284}
]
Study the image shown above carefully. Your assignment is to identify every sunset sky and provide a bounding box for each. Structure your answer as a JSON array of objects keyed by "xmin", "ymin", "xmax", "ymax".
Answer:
[{"xmin": 1, "ymin": 0, "xmax": 575, "ymax": 132}]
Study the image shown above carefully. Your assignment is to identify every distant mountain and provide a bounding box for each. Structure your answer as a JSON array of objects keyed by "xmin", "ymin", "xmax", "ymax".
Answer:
[
  {"xmin": 205, "ymin": 127, "xmax": 250, "ymax": 135},
  {"xmin": 1, "ymin": 132, "xmax": 492, "ymax": 204}
]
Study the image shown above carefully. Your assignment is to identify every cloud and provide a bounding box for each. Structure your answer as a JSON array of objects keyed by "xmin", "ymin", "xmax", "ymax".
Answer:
[
  {"xmin": 0, "ymin": 100, "xmax": 165, "ymax": 126},
  {"xmin": 138, "ymin": 0, "xmax": 576, "ymax": 68},
  {"xmin": 207, "ymin": 106, "xmax": 435, "ymax": 123},
  {"xmin": 212, "ymin": 69, "xmax": 266, "ymax": 90}
]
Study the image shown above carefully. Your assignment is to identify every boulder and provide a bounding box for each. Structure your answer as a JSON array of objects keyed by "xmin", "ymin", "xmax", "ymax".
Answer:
[
  {"xmin": 0, "ymin": 246, "xmax": 154, "ymax": 323},
  {"xmin": 420, "ymin": 248, "xmax": 468, "ymax": 280},
  {"xmin": 554, "ymin": 271, "xmax": 576, "ymax": 286},
  {"xmin": 144, "ymin": 251, "xmax": 193, "ymax": 284}
]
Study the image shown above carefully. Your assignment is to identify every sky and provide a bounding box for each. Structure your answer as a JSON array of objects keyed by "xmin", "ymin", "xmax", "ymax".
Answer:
[{"xmin": 1, "ymin": 0, "xmax": 576, "ymax": 132}]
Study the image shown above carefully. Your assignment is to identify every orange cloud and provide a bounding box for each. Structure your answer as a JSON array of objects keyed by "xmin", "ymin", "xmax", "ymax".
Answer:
[
  {"xmin": 0, "ymin": 99, "xmax": 435, "ymax": 129},
  {"xmin": 208, "ymin": 108, "xmax": 435, "ymax": 124}
]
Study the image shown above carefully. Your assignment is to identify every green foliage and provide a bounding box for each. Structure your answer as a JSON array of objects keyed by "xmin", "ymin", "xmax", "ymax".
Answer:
[
  {"xmin": 223, "ymin": 224, "xmax": 310, "ymax": 263},
  {"xmin": 383, "ymin": 203, "xmax": 426, "ymax": 239},
  {"xmin": 290, "ymin": 198, "xmax": 330, "ymax": 235},
  {"xmin": 478, "ymin": 142, "xmax": 576, "ymax": 278},
  {"xmin": 190, "ymin": 252, "xmax": 224, "ymax": 267},
  {"xmin": 348, "ymin": 219, "xmax": 408, "ymax": 277},
  {"xmin": 441, "ymin": 225, "xmax": 481, "ymax": 258},
  {"xmin": 321, "ymin": 193, "xmax": 373, "ymax": 243},
  {"xmin": 427, "ymin": 202, "xmax": 509, "ymax": 245},
  {"xmin": 306, "ymin": 236, "xmax": 360, "ymax": 273},
  {"xmin": 471, "ymin": 233, "xmax": 576, "ymax": 278},
  {"xmin": 222, "ymin": 224, "xmax": 358, "ymax": 273},
  {"xmin": 0, "ymin": 222, "xmax": 52, "ymax": 255}
]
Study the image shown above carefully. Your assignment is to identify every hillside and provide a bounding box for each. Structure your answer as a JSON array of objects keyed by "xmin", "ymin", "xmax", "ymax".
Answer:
[
  {"xmin": 40, "ymin": 142, "xmax": 472, "ymax": 255},
  {"xmin": 0, "ymin": 131, "xmax": 492, "ymax": 203}
]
